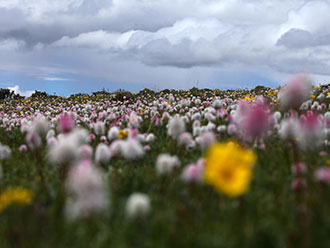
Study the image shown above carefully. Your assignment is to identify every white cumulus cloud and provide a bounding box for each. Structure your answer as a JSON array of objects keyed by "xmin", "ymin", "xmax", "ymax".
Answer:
[{"xmin": 7, "ymin": 85, "xmax": 35, "ymax": 97}]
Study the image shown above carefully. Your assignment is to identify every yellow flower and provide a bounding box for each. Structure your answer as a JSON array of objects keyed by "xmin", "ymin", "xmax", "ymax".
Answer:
[
  {"xmin": 244, "ymin": 95, "xmax": 250, "ymax": 101},
  {"xmin": 0, "ymin": 188, "xmax": 33, "ymax": 212},
  {"xmin": 267, "ymin": 90, "xmax": 276, "ymax": 97},
  {"xmin": 204, "ymin": 141, "xmax": 256, "ymax": 197},
  {"xmin": 119, "ymin": 129, "xmax": 129, "ymax": 139}
]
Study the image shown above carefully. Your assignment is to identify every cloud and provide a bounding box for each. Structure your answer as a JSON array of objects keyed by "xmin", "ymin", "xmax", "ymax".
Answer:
[
  {"xmin": 7, "ymin": 85, "xmax": 35, "ymax": 97},
  {"xmin": 43, "ymin": 77, "xmax": 74, "ymax": 81},
  {"xmin": 0, "ymin": 0, "xmax": 330, "ymax": 92}
]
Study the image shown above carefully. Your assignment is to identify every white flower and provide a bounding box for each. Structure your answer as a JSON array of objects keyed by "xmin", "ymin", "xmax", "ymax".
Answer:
[
  {"xmin": 48, "ymin": 135, "xmax": 79, "ymax": 165},
  {"xmin": 204, "ymin": 112, "xmax": 216, "ymax": 122},
  {"xmin": 126, "ymin": 193, "xmax": 151, "ymax": 219},
  {"xmin": 136, "ymin": 134, "xmax": 146, "ymax": 143},
  {"xmin": 155, "ymin": 154, "xmax": 180, "ymax": 176},
  {"xmin": 227, "ymin": 124, "xmax": 237, "ymax": 135},
  {"xmin": 128, "ymin": 114, "xmax": 141, "ymax": 129},
  {"xmin": 179, "ymin": 132, "xmax": 194, "ymax": 149},
  {"xmin": 109, "ymin": 140, "xmax": 123, "ymax": 157},
  {"xmin": 193, "ymin": 126, "xmax": 201, "ymax": 137},
  {"xmin": 108, "ymin": 113, "xmax": 117, "ymax": 121},
  {"xmin": 206, "ymin": 122, "xmax": 216, "ymax": 131},
  {"xmin": 146, "ymin": 133, "xmax": 156, "ymax": 143},
  {"xmin": 195, "ymin": 99, "xmax": 201, "ymax": 105},
  {"xmin": 26, "ymin": 132, "xmax": 42, "ymax": 149},
  {"xmin": 0, "ymin": 144, "xmax": 11, "ymax": 160},
  {"xmin": 191, "ymin": 113, "xmax": 201, "ymax": 121},
  {"xmin": 273, "ymin": 111, "xmax": 282, "ymax": 123},
  {"xmin": 108, "ymin": 126, "xmax": 119, "ymax": 141},
  {"xmin": 167, "ymin": 114, "xmax": 185, "ymax": 139},
  {"xmin": 93, "ymin": 121, "xmax": 105, "ymax": 136},
  {"xmin": 217, "ymin": 125, "xmax": 227, "ymax": 133},
  {"xmin": 78, "ymin": 144, "xmax": 93, "ymax": 161},
  {"xmin": 46, "ymin": 129, "xmax": 55, "ymax": 140},
  {"xmin": 95, "ymin": 143, "xmax": 111, "ymax": 164},
  {"xmin": 71, "ymin": 128, "xmax": 89, "ymax": 145},
  {"xmin": 196, "ymin": 131, "xmax": 215, "ymax": 150},
  {"xmin": 279, "ymin": 118, "xmax": 301, "ymax": 141},
  {"xmin": 30, "ymin": 115, "xmax": 50, "ymax": 136},
  {"xmin": 65, "ymin": 160, "xmax": 109, "ymax": 220},
  {"xmin": 47, "ymin": 137, "xmax": 58, "ymax": 146},
  {"xmin": 121, "ymin": 139, "xmax": 145, "ymax": 160},
  {"xmin": 212, "ymin": 99, "xmax": 222, "ymax": 109}
]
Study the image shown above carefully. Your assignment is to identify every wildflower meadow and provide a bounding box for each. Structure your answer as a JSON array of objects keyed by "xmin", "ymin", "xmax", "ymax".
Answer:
[{"xmin": 1, "ymin": 74, "xmax": 330, "ymax": 247}]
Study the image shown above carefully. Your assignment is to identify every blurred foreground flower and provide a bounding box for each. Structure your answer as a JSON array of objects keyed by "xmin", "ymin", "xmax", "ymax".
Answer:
[
  {"xmin": 204, "ymin": 141, "xmax": 256, "ymax": 197},
  {"xmin": 314, "ymin": 167, "xmax": 330, "ymax": 184},
  {"xmin": 65, "ymin": 160, "xmax": 109, "ymax": 220},
  {"xmin": 235, "ymin": 100, "xmax": 271, "ymax": 142},
  {"xmin": 279, "ymin": 74, "xmax": 312, "ymax": 110},
  {"xmin": 0, "ymin": 188, "xmax": 33, "ymax": 212},
  {"xmin": 298, "ymin": 111, "xmax": 324, "ymax": 150}
]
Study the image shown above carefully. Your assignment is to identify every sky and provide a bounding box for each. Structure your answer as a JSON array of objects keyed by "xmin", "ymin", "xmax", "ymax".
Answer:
[{"xmin": 1, "ymin": 0, "xmax": 330, "ymax": 96}]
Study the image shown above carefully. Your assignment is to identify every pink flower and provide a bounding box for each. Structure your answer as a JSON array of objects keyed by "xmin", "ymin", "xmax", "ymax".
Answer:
[
  {"xmin": 181, "ymin": 163, "xmax": 204, "ymax": 183},
  {"xmin": 19, "ymin": 144, "xmax": 27, "ymax": 152},
  {"xmin": 227, "ymin": 124, "xmax": 237, "ymax": 135},
  {"xmin": 315, "ymin": 167, "xmax": 330, "ymax": 184},
  {"xmin": 279, "ymin": 74, "xmax": 312, "ymax": 110},
  {"xmin": 179, "ymin": 132, "xmax": 194, "ymax": 149},
  {"xmin": 26, "ymin": 132, "xmax": 42, "ymax": 149},
  {"xmin": 129, "ymin": 128, "xmax": 139, "ymax": 138},
  {"xmin": 65, "ymin": 160, "xmax": 109, "ymax": 220},
  {"xmin": 88, "ymin": 133, "xmax": 96, "ymax": 142},
  {"xmin": 235, "ymin": 101, "xmax": 271, "ymax": 141},
  {"xmin": 291, "ymin": 162, "xmax": 307, "ymax": 176},
  {"xmin": 78, "ymin": 145, "xmax": 93, "ymax": 160},
  {"xmin": 291, "ymin": 178, "xmax": 306, "ymax": 191},
  {"xmin": 58, "ymin": 114, "xmax": 75, "ymax": 133},
  {"xmin": 299, "ymin": 111, "xmax": 324, "ymax": 150},
  {"xmin": 196, "ymin": 131, "xmax": 215, "ymax": 150},
  {"xmin": 144, "ymin": 145, "xmax": 150, "ymax": 151}
]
